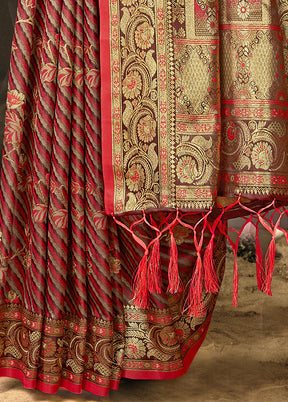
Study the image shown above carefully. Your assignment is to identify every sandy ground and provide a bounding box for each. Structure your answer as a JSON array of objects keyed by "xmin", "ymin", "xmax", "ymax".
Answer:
[{"xmin": 0, "ymin": 241, "xmax": 287, "ymax": 402}]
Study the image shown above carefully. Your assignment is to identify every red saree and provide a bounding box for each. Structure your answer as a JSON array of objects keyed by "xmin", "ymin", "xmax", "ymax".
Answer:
[{"xmin": 0, "ymin": 0, "xmax": 287, "ymax": 397}]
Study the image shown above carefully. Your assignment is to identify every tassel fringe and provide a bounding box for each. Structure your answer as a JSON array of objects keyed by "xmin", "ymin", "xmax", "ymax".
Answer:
[
  {"xmin": 167, "ymin": 230, "xmax": 182, "ymax": 294},
  {"xmin": 113, "ymin": 197, "xmax": 288, "ymax": 316}
]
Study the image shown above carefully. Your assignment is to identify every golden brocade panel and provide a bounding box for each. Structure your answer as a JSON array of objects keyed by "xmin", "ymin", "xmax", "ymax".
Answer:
[{"xmin": 106, "ymin": 0, "xmax": 288, "ymax": 214}]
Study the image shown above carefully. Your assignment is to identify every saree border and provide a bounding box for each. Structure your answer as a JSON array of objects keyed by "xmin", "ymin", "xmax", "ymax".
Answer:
[{"xmin": 99, "ymin": 0, "xmax": 115, "ymax": 215}]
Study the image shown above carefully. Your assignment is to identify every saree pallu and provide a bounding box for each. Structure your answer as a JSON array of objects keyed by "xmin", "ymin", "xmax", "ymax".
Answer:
[{"xmin": 0, "ymin": 0, "xmax": 287, "ymax": 396}]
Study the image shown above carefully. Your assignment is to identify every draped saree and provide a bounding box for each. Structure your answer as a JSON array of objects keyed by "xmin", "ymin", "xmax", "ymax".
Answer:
[{"xmin": 0, "ymin": 0, "xmax": 287, "ymax": 397}]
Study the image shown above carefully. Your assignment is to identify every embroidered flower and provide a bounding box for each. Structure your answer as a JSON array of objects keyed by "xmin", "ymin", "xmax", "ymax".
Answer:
[
  {"xmin": 125, "ymin": 338, "xmax": 146, "ymax": 359},
  {"xmin": 122, "ymin": 71, "xmax": 142, "ymax": 99},
  {"xmin": 176, "ymin": 156, "xmax": 197, "ymax": 184},
  {"xmin": 237, "ymin": 46, "xmax": 250, "ymax": 75},
  {"xmin": 126, "ymin": 164, "xmax": 145, "ymax": 192},
  {"xmin": 137, "ymin": 115, "xmax": 156, "ymax": 142},
  {"xmin": 237, "ymin": 0, "xmax": 250, "ymax": 20},
  {"xmin": 206, "ymin": 15, "xmax": 217, "ymax": 34},
  {"xmin": 135, "ymin": 22, "xmax": 154, "ymax": 49},
  {"xmin": 251, "ymin": 142, "xmax": 273, "ymax": 170}
]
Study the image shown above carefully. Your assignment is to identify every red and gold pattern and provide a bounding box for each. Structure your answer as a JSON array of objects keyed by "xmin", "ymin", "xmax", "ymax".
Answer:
[
  {"xmin": 1, "ymin": 0, "xmax": 288, "ymax": 396},
  {"xmin": 0, "ymin": 204, "xmax": 226, "ymax": 396},
  {"xmin": 101, "ymin": 0, "xmax": 288, "ymax": 214}
]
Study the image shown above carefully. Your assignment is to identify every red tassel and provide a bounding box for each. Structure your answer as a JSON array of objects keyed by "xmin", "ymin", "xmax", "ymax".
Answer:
[
  {"xmin": 232, "ymin": 248, "xmax": 239, "ymax": 307},
  {"xmin": 148, "ymin": 238, "xmax": 162, "ymax": 294},
  {"xmin": 203, "ymin": 236, "xmax": 219, "ymax": 294},
  {"xmin": 185, "ymin": 254, "xmax": 205, "ymax": 317},
  {"xmin": 262, "ymin": 237, "xmax": 276, "ymax": 296},
  {"xmin": 167, "ymin": 230, "xmax": 182, "ymax": 294},
  {"xmin": 255, "ymin": 225, "xmax": 264, "ymax": 292},
  {"xmin": 133, "ymin": 249, "xmax": 149, "ymax": 308}
]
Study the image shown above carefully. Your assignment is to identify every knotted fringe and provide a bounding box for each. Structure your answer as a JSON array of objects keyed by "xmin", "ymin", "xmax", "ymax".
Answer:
[
  {"xmin": 133, "ymin": 249, "xmax": 149, "ymax": 308},
  {"xmin": 167, "ymin": 229, "xmax": 182, "ymax": 294},
  {"xmin": 240, "ymin": 200, "xmax": 283, "ymax": 297},
  {"xmin": 148, "ymin": 237, "xmax": 161, "ymax": 294},
  {"xmin": 113, "ymin": 196, "xmax": 288, "ymax": 316},
  {"xmin": 203, "ymin": 210, "xmax": 225, "ymax": 294},
  {"xmin": 186, "ymin": 252, "xmax": 204, "ymax": 317},
  {"xmin": 221, "ymin": 216, "xmax": 252, "ymax": 307},
  {"xmin": 180, "ymin": 210, "xmax": 211, "ymax": 317}
]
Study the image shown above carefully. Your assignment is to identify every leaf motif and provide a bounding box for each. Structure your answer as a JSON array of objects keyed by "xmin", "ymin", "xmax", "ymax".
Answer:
[
  {"xmin": 86, "ymin": 69, "xmax": 100, "ymax": 88},
  {"xmin": 7, "ymin": 90, "xmax": 25, "ymax": 110},
  {"xmin": 26, "ymin": 0, "xmax": 36, "ymax": 7},
  {"xmin": 58, "ymin": 67, "xmax": 73, "ymax": 87},
  {"xmin": 120, "ymin": 7, "xmax": 130, "ymax": 34},
  {"xmin": 145, "ymin": 50, "xmax": 157, "ymax": 77},
  {"xmin": 233, "ymin": 154, "xmax": 251, "ymax": 170},
  {"xmin": 41, "ymin": 63, "xmax": 57, "ymax": 83},
  {"xmin": 148, "ymin": 143, "xmax": 159, "ymax": 171},
  {"xmin": 74, "ymin": 70, "xmax": 84, "ymax": 87},
  {"xmin": 72, "ymin": 208, "xmax": 85, "ymax": 226},
  {"xmin": 33, "ymin": 204, "xmax": 48, "ymax": 223},
  {"xmin": 5, "ymin": 111, "xmax": 23, "ymax": 144},
  {"xmin": 181, "ymin": 135, "xmax": 190, "ymax": 143},
  {"xmin": 18, "ymin": 174, "xmax": 32, "ymax": 192},
  {"xmin": 123, "ymin": 101, "xmax": 133, "ymax": 128},
  {"xmin": 93, "ymin": 212, "xmax": 107, "ymax": 230},
  {"xmin": 192, "ymin": 136, "xmax": 212, "ymax": 151},
  {"xmin": 257, "ymin": 120, "xmax": 267, "ymax": 130},
  {"xmin": 71, "ymin": 181, "xmax": 84, "ymax": 195},
  {"xmin": 147, "ymin": 348, "xmax": 170, "ymax": 361},
  {"xmin": 66, "ymin": 359, "xmax": 84, "ymax": 374},
  {"xmin": 32, "ymin": 36, "xmax": 43, "ymax": 59},
  {"xmin": 126, "ymin": 192, "xmax": 137, "ymax": 211},
  {"xmin": 86, "ymin": 182, "xmax": 96, "ymax": 195},
  {"xmin": 198, "ymin": 164, "xmax": 213, "ymax": 185},
  {"xmin": 52, "ymin": 209, "xmax": 68, "ymax": 229},
  {"xmin": 77, "ymin": 211, "xmax": 85, "ymax": 226}
]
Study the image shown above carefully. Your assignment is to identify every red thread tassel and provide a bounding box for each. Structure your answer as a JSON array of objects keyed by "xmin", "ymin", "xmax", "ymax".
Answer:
[
  {"xmin": 203, "ymin": 236, "xmax": 219, "ymax": 294},
  {"xmin": 233, "ymin": 250, "xmax": 239, "ymax": 307},
  {"xmin": 167, "ymin": 231, "xmax": 182, "ymax": 294},
  {"xmin": 133, "ymin": 250, "xmax": 149, "ymax": 308},
  {"xmin": 148, "ymin": 238, "xmax": 162, "ymax": 294},
  {"xmin": 255, "ymin": 226, "xmax": 264, "ymax": 292},
  {"xmin": 262, "ymin": 237, "xmax": 276, "ymax": 296},
  {"xmin": 186, "ymin": 254, "xmax": 205, "ymax": 317}
]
